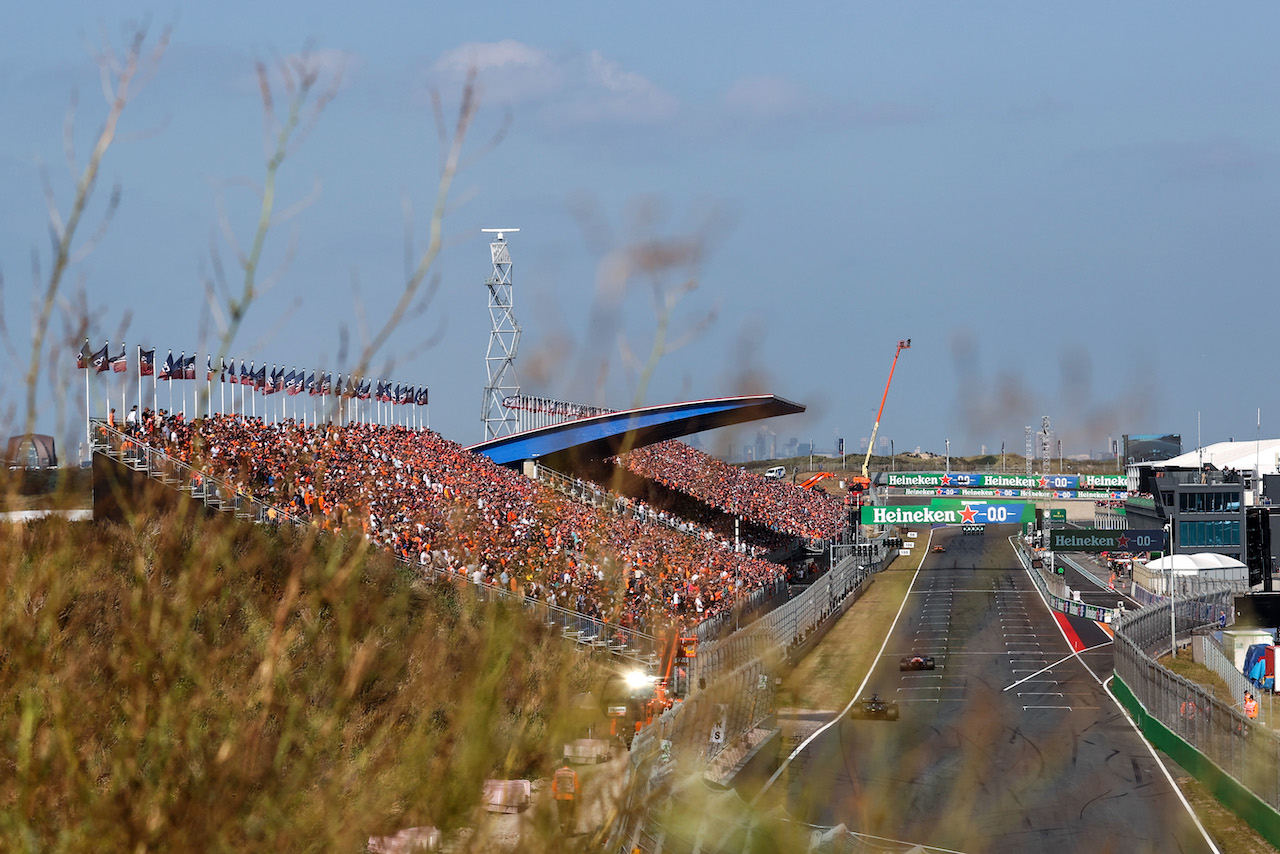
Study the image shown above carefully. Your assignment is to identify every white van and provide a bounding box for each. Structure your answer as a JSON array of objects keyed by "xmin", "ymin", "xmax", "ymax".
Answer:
[{"xmin": 763, "ymin": 466, "xmax": 786, "ymax": 480}]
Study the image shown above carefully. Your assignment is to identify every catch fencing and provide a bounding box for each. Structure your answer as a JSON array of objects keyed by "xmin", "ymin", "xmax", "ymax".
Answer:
[
  {"xmin": 1113, "ymin": 590, "xmax": 1280, "ymax": 811},
  {"xmin": 611, "ymin": 540, "xmax": 895, "ymax": 852}
]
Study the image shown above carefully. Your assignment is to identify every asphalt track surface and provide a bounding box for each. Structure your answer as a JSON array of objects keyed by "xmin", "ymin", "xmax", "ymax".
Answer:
[{"xmin": 787, "ymin": 523, "xmax": 1213, "ymax": 854}]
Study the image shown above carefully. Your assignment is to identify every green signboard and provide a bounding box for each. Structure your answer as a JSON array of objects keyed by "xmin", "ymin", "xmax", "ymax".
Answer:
[
  {"xmin": 1048, "ymin": 528, "xmax": 1166, "ymax": 552},
  {"xmin": 863, "ymin": 501, "xmax": 1035, "ymax": 525},
  {"xmin": 1049, "ymin": 508, "xmax": 1067, "ymax": 522}
]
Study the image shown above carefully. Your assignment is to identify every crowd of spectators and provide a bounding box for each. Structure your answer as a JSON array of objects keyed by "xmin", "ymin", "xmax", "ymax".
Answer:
[
  {"xmin": 619, "ymin": 441, "xmax": 846, "ymax": 541},
  {"xmin": 121, "ymin": 412, "xmax": 791, "ymax": 632}
]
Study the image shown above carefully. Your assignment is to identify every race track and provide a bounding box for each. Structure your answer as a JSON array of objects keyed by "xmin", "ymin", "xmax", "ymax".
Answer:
[{"xmin": 785, "ymin": 524, "xmax": 1212, "ymax": 853}]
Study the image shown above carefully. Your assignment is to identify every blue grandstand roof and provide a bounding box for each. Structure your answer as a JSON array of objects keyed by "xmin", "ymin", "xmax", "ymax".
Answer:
[{"xmin": 467, "ymin": 394, "xmax": 805, "ymax": 468}]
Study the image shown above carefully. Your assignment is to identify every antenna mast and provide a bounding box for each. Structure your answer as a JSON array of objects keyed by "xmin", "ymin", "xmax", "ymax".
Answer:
[{"xmin": 481, "ymin": 229, "xmax": 522, "ymax": 440}]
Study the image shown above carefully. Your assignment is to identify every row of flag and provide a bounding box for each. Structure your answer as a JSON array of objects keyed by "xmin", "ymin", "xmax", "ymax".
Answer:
[{"xmin": 75, "ymin": 340, "xmax": 429, "ymax": 405}]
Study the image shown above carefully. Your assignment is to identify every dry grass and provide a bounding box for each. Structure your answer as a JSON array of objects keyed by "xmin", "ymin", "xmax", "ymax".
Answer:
[
  {"xmin": 0, "ymin": 497, "xmax": 615, "ymax": 852},
  {"xmin": 778, "ymin": 553, "xmax": 919, "ymax": 710}
]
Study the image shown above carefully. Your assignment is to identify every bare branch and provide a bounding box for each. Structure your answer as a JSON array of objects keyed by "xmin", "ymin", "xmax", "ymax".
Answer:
[
  {"xmin": 62, "ymin": 92, "xmax": 79, "ymax": 180},
  {"xmin": 68, "ymin": 182, "xmax": 121, "ymax": 265},
  {"xmin": 23, "ymin": 23, "xmax": 168, "ymax": 440}
]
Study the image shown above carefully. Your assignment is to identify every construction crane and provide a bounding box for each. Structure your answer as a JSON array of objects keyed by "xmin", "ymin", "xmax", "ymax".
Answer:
[{"xmin": 861, "ymin": 338, "xmax": 912, "ymax": 483}]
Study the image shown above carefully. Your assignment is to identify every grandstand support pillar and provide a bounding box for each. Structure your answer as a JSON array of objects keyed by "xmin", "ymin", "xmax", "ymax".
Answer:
[{"xmin": 481, "ymin": 229, "xmax": 522, "ymax": 441}]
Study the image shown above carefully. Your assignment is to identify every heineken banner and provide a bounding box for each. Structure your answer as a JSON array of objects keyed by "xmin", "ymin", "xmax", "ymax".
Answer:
[
  {"xmin": 886, "ymin": 472, "xmax": 1127, "ymax": 490},
  {"xmin": 902, "ymin": 487, "xmax": 1126, "ymax": 500},
  {"xmin": 1049, "ymin": 528, "xmax": 1166, "ymax": 552},
  {"xmin": 863, "ymin": 502, "xmax": 1034, "ymax": 526}
]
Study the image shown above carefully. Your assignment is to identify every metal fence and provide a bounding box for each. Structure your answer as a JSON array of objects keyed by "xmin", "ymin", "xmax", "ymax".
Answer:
[
  {"xmin": 611, "ymin": 542, "xmax": 895, "ymax": 852},
  {"xmin": 1114, "ymin": 591, "xmax": 1280, "ymax": 810}
]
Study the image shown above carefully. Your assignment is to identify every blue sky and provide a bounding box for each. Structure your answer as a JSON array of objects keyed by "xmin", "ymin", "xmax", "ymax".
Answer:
[{"xmin": 4, "ymin": 2, "xmax": 1279, "ymax": 461}]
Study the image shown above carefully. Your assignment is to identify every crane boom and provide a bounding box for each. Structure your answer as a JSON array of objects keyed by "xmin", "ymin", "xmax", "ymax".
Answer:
[{"xmin": 862, "ymin": 338, "xmax": 911, "ymax": 481}]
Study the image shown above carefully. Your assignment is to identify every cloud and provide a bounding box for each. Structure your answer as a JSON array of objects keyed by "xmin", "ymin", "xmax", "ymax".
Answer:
[
  {"xmin": 435, "ymin": 39, "xmax": 549, "ymax": 75},
  {"xmin": 1074, "ymin": 136, "xmax": 1273, "ymax": 184},
  {"xmin": 542, "ymin": 50, "xmax": 678, "ymax": 125},
  {"xmin": 723, "ymin": 75, "xmax": 811, "ymax": 121},
  {"xmin": 426, "ymin": 40, "xmax": 677, "ymax": 126},
  {"xmin": 719, "ymin": 73, "xmax": 928, "ymax": 133},
  {"xmin": 431, "ymin": 39, "xmax": 564, "ymax": 105}
]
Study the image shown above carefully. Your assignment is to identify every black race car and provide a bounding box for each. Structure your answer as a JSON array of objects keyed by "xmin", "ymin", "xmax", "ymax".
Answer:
[
  {"xmin": 849, "ymin": 693, "xmax": 899, "ymax": 721},
  {"xmin": 899, "ymin": 654, "xmax": 936, "ymax": 671}
]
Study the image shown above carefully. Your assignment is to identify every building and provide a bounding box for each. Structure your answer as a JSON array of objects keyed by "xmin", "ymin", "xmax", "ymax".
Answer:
[
  {"xmin": 1123, "ymin": 439, "xmax": 1280, "ymax": 581},
  {"xmin": 5, "ymin": 434, "xmax": 57, "ymax": 469}
]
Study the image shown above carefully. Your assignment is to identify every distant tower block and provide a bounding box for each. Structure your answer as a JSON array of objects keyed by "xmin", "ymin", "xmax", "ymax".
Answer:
[{"xmin": 481, "ymin": 229, "xmax": 522, "ymax": 440}]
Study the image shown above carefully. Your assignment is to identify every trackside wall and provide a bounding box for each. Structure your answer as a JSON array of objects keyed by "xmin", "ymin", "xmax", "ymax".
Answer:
[
  {"xmin": 1111, "ymin": 675, "xmax": 1280, "ymax": 849},
  {"xmin": 1114, "ymin": 596, "xmax": 1280, "ymax": 849}
]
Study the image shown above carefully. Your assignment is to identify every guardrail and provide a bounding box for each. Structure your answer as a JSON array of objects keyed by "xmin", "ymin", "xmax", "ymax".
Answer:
[
  {"xmin": 1011, "ymin": 537, "xmax": 1121, "ymax": 623},
  {"xmin": 609, "ymin": 537, "xmax": 895, "ymax": 851},
  {"xmin": 1113, "ymin": 591, "xmax": 1280, "ymax": 821}
]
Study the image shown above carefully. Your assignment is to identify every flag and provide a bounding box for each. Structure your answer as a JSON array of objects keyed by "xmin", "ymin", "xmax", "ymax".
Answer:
[
  {"xmin": 175, "ymin": 352, "xmax": 185, "ymax": 380},
  {"xmin": 320, "ymin": 373, "xmax": 332, "ymax": 395},
  {"xmin": 284, "ymin": 368, "xmax": 297, "ymax": 395},
  {"xmin": 416, "ymin": 386, "xmax": 429, "ymax": 406},
  {"xmin": 358, "ymin": 378, "xmax": 371, "ymax": 400},
  {"xmin": 264, "ymin": 366, "xmax": 279, "ymax": 394},
  {"xmin": 76, "ymin": 338, "xmax": 92, "ymax": 370},
  {"xmin": 207, "ymin": 356, "xmax": 217, "ymax": 382},
  {"xmin": 255, "ymin": 364, "xmax": 267, "ymax": 390},
  {"xmin": 307, "ymin": 372, "xmax": 318, "ymax": 395},
  {"xmin": 110, "ymin": 343, "xmax": 127, "ymax": 373},
  {"xmin": 139, "ymin": 348, "xmax": 155, "ymax": 377},
  {"xmin": 92, "ymin": 342, "xmax": 111, "ymax": 373},
  {"xmin": 183, "ymin": 354, "xmax": 196, "ymax": 380},
  {"xmin": 227, "ymin": 358, "xmax": 237, "ymax": 384},
  {"xmin": 343, "ymin": 375, "xmax": 355, "ymax": 398},
  {"xmin": 241, "ymin": 361, "xmax": 253, "ymax": 385},
  {"xmin": 158, "ymin": 350, "xmax": 175, "ymax": 380}
]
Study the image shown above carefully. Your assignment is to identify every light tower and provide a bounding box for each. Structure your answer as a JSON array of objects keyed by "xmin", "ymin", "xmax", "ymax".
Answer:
[{"xmin": 481, "ymin": 229, "xmax": 522, "ymax": 440}]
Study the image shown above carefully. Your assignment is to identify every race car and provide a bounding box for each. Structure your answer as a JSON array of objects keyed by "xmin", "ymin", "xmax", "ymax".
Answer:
[
  {"xmin": 931, "ymin": 545, "xmax": 946, "ymax": 553},
  {"xmin": 899, "ymin": 654, "xmax": 936, "ymax": 671},
  {"xmin": 849, "ymin": 693, "xmax": 899, "ymax": 721}
]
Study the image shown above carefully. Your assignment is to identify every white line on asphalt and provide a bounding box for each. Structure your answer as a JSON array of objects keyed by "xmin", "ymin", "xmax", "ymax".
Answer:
[{"xmin": 752, "ymin": 528, "xmax": 933, "ymax": 804}]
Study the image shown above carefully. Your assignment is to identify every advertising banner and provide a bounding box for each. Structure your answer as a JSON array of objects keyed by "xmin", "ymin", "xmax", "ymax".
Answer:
[
  {"xmin": 1048, "ymin": 528, "xmax": 1167, "ymax": 552},
  {"xmin": 886, "ymin": 472, "xmax": 1129, "ymax": 490},
  {"xmin": 863, "ymin": 502, "xmax": 1034, "ymax": 526}
]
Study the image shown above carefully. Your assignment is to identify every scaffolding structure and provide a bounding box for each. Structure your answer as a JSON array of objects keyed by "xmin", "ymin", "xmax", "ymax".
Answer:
[{"xmin": 481, "ymin": 229, "xmax": 522, "ymax": 440}]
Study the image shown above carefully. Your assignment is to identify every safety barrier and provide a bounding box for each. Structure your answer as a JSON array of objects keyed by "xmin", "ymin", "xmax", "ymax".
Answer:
[
  {"xmin": 1011, "ymin": 537, "xmax": 1120, "ymax": 623},
  {"xmin": 1113, "ymin": 590, "xmax": 1280, "ymax": 848},
  {"xmin": 608, "ymin": 540, "xmax": 894, "ymax": 852}
]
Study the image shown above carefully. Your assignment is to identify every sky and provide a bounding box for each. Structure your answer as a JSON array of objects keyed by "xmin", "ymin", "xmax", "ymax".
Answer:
[{"xmin": 3, "ymin": 2, "xmax": 1279, "ymax": 463}]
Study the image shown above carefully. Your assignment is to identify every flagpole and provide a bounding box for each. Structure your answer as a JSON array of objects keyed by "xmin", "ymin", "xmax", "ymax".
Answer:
[
  {"xmin": 136, "ymin": 345, "xmax": 142, "ymax": 426},
  {"xmin": 84, "ymin": 357, "xmax": 90, "ymax": 454},
  {"xmin": 220, "ymin": 361, "xmax": 225, "ymax": 417}
]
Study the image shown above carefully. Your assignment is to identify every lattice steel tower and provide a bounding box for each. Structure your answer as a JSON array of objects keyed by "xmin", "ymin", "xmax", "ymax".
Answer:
[{"xmin": 481, "ymin": 229, "xmax": 522, "ymax": 439}]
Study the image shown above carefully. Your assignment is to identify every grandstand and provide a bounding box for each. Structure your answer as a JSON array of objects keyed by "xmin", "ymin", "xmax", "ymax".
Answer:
[{"xmin": 94, "ymin": 411, "xmax": 836, "ymax": 640}]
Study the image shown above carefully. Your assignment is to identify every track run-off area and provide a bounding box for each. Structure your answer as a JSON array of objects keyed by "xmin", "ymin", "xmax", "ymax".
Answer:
[{"xmin": 762, "ymin": 523, "xmax": 1217, "ymax": 854}]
